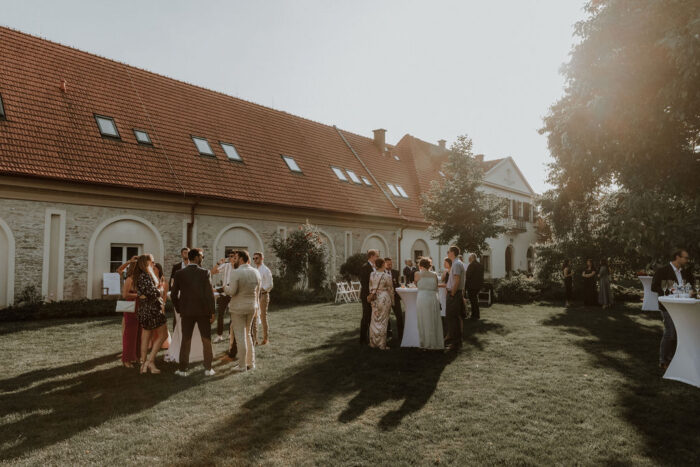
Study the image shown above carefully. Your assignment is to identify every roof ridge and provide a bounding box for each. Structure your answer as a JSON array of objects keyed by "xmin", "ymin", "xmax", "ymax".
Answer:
[{"xmin": 0, "ymin": 24, "xmax": 395, "ymax": 149}]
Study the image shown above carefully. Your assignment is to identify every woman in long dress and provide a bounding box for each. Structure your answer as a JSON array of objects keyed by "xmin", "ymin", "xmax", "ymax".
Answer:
[
  {"xmin": 368, "ymin": 258, "xmax": 394, "ymax": 350},
  {"xmin": 415, "ymin": 258, "xmax": 445, "ymax": 350},
  {"xmin": 149, "ymin": 263, "xmax": 171, "ymax": 351},
  {"xmin": 582, "ymin": 259, "xmax": 598, "ymax": 306},
  {"xmin": 598, "ymin": 258, "xmax": 613, "ymax": 309},
  {"xmin": 119, "ymin": 259, "xmax": 141, "ymax": 368}
]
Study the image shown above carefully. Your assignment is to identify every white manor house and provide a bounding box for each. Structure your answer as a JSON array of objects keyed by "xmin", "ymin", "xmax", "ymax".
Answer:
[{"xmin": 0, "ymin": 27, "xmax": 537, "ymax": 307}]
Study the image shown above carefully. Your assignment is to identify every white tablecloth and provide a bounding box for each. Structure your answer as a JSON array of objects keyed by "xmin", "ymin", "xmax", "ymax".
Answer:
[
  {"xmin": 639, "ymin": 276, "xmax": 659, "ymax": 311},
  {"xmin": 396, "ymin": 288, "xmax": 419, "ymax": 347},
  {"xmin": 659, "ymin": 296, "xmax": 700, "ymax": 388},
  {"xmin": 438, "ymin": 287, "xmax": 447, "ymax": 317}
]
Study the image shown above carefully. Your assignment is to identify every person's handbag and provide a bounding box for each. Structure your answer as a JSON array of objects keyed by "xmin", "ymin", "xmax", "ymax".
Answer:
[
  {"xmin": 115, "ymin": 300, "xmax": 135, "ymax": 313},
  {"xmin": 366, "ymin": 274, "xmax": 386, "ymax": 303}
]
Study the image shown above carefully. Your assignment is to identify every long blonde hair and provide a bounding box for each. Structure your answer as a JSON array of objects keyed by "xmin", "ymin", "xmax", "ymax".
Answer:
[{"xmin": 129, "ymin": 254, "xmax": 158, "ymax": 285}]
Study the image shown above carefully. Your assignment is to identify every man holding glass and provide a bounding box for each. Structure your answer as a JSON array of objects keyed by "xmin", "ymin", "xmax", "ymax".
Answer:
[{"xmin": 651, "ymin": 249, "xmax": 694, "ymax": 371}]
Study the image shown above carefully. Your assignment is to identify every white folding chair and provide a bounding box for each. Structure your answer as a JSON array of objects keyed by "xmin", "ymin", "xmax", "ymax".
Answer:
[
  {"xmin": 350, "ymin": 281, "xmax": 361, "ymax": 302},
  {"xmin": 335, "ymin": 282, "xmax": 354, "ymax": 303}
]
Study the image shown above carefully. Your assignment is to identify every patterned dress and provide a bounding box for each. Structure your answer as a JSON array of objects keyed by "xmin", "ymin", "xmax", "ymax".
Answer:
[
  {"xmin": 369, "ymin": 271, "xmax": 394, "ymax": 349},
  {"xmin": 136, "ymin": 272, "xmax": 167, "ymax": 330}
]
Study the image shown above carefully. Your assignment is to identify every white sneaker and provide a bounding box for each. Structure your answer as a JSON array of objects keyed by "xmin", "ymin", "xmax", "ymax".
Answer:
[
  {"xmin": 213, "ymin": 335, "xmax": 224, "ymax": 343},
  {"xmin": 174, "ymin": 370, "xmax": 188, "ymax": 377},
  {"xmin": 204, "ymin": 369, "xmax": 216, "ymax": 376},
  {"xmin": 231, "ymin": 364, "xmax": 247, "ymax": 373},
  {"xmin": 247, "ymin": 363, "xmax": 256, "ymax": 371}
]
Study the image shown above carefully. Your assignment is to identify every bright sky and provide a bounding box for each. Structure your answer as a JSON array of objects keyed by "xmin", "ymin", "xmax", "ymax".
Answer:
[{"xmin": 0, "ymin": 0, "xmax": 586, "ymax": 193}]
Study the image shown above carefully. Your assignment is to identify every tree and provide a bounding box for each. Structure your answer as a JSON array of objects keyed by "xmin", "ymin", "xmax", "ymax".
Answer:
[
  {"xmin": 339, "ymin": 253, "xmax": 367, "ymax": 281},
  {"xmin": 271, "ymin": 222, "xmax": 328, "ymax": 290},
  {"xmin": 421, "ymin": 135, "xmax": 506, "ymax": 254}
]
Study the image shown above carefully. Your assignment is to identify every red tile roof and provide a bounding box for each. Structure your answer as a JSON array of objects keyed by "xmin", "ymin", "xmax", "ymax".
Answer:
[{"xmin": 0, "ymin": 26, "xmax": 507, "ymax": 224}]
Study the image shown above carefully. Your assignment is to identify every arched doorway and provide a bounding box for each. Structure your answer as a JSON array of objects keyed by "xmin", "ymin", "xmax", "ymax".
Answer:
[
  {"xmin": 410, "ymin": 239, "xmax": 430, "ymax": 263},
  {"xmin": 213, "ymin": 224, "xmax": 264, "ymax": 265},
  {"xmin": 88, "ymin": 216, "xmax": 164, "ymax": 299},
  {"xmin": 505, "ymin": 245, "xmax": 513, "ymax": 277},
  {"xmin": 526, "ymin": 246, "xmax": 535, "ymax": 274},
  {"xmin": 361, "ymin": 234, "xmax": 389, "ymax": 258},
  {"xmin": 0, "ymin": 218, "xmax": 15, "ymax": 308}
]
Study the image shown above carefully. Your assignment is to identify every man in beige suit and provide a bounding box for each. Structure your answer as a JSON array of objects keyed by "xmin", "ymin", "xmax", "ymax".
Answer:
[{"xmin": 224, "ymin": 250, "xmax": 261, "ymax": 372}]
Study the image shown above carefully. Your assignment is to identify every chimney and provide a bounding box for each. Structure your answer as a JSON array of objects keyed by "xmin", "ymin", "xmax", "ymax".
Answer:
[
  {"xmin": 438, "ymin": 139, "xmax": 446, "ymax": 149},
  {"xmin": 373, "ymin": 128, "xmax": 386, "ymax": 152},
  {"xmin": 475, "ymin": 154, "xmax": 484, "ymax": 162},
  {"xmin": 59, "ymin": 79, "xmax": 68, "ymax": 93}
]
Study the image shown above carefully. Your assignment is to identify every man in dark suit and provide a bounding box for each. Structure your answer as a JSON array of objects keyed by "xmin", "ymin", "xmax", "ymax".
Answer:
[
  {"xmin": 403, "ymin": 260, "xmax": 417, "ymax": 284},
  {"xmin": 359, "ymin": 249, "xmax": 379, "ymax": 344},
  {"xmin": 171, "ymin": 248, "xmax": 216, "ymax": 376},
  {"xmin": 169, "ymin": 247, "xmax": 190, "ymax": 288},
  {"xmin": 651, "ymin": 249, "xmax": 693, "ymax": 370},
  {"xmin": 465, "ymin": 253, "xmax": 484, "ymax": 321},
  {"xmin": 385, "ymin": 258, "xmax": 404, "ymax": 342}
]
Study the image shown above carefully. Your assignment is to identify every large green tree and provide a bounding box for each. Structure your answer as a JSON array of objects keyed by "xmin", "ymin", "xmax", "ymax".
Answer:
[
  {"xmin": 538, "ymin": 0, "xmax": 700, "ymax": 274},
  {"xmin": 421, "ymin": 135, "xmax": 505, "ymax": 254}
]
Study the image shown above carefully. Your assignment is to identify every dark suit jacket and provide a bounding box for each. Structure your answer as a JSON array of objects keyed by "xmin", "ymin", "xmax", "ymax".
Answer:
[
  {"xmin": 403, "ymin": 266, "xmax": 417, "ymax": 283},
  {"xmin": 651, "ymin": 263, "xmax": 693, "ymax": 296},
  {"xmin": 170, "ymin": 264, "xmax": 215, "ymax": 317},
  {"xmin": 170, "ymin": 261, "xmax": 184, "ymax": 287},
  {"xmin": 465, "ymin": 261, "xmax": 484, "ymax": 291},
  {"xmin": 359, "ymin": 262, "xmax": 373, "ymax": 299},
  {"xmin": 390, "ymin": 269, "xmax": 401, "ymax": 301}
]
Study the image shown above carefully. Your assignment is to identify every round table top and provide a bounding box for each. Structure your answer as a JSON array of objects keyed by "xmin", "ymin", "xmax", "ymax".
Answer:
[
  {"xmin": 659, "ymin": 296, "xmax": 700, "ymax": 305},
  {"xmin": 396, "ymin": 287, "xmax": 419, "ymax": 293}
]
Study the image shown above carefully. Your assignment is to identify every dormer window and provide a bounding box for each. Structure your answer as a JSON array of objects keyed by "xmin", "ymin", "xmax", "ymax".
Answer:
[
  {"xmin": 192, "ymin": 136, "xmax": 214, "ymax": 156},
  {"xmin": 346, "ymin": 170, "xmax": 362, "ymax": 184},
  {"xmin": 361, "ymin": 176, "xmax": 372, "ymax": 186},
  {"xmin": 133, "ymin": 129, "xmax": 152, "ymax": 145},
  {"xmin": 331, "ymin": 167, "xmax": 348, "ymax": 181},
  {"xmin": 386, "ymin": 183, "xmax": 400, "ymax": 196},
  {"xmin": 282, "ymin": 155, "xmax": 302, "ymax": 173},
  {"xmin": 395, "ymin": 185, "xmax": 409, "ymax": 198},
  {"xmin": 220, "ymin": 142, "xmax": 242, "ymax": 161},
  {"xmin": 95, "ymin": 115, "xmax": 120, "ymax": 138},
  {"xmin": 0, "ymin": 93, "xmax": 5, "ymax": 119}
]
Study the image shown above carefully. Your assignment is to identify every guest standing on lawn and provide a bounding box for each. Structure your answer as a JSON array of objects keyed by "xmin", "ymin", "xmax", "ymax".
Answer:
[
  {"xmin": 359, "ymin": 250, "xmax": 378, "ymax": 344},
  {"xmin": 149, "ymin": 263, "xmax": 171, "ymax": 351},
  {"xmin": 598, "ymin": 258, "xmax": 613, "ymax": 309},
  {"xmin": 368, "ymin": 258, "xmax": 393, "ymax": 350},
  {"xmin": 119, "ymin": 257, "xmax": 140, "ymax": 368},
  {"xmin": 465, "ymin": 253, "xmax": 484, "ymax": 321},
  {"xmin": 253, "ymin": 252, "xmax": 273, "ymax": 345},
  {"xmin": 445, "ymin": 246, "xmax": 466, "ymax": 351},
  {"xmin": 211, "ymin": 251, "xmax": 237, "ymax": 344},
  {"xmin": 562, "ymin": 260, "xmax": 574, "ymax": 307},
  {"xmin": 582, "ymin": 259, "xmax": 598, "ymax": 306},
  {"xmin": 225, "ymin": 250, "xmax": 261, "ymax": 372},
  {"xmin": 415, "ymin": 258, "xmax": 444, "ymax": 350},
  {"xmin": 134, "ymin": 254, "xmax": 168, "ymax": 374},
  {"xmin": 384, "ymin": 257, "xmax": 404, "ymax": 342}
]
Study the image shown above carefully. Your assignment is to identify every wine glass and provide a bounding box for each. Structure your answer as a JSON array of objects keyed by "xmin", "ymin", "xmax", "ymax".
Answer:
[{"xmin": 661, "ymin": 280, "xmax": 669, "ymax": 296}]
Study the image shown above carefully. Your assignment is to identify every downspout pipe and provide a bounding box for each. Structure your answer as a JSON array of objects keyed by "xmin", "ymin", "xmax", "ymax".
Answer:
[{"xmin": 186, "ymin": 200, "xmax": 199, "ymax": 248}]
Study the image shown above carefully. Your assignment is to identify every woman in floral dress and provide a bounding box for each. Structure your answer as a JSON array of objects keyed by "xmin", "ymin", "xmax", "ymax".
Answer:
[
  {"xmin": 368, "ymin": 258, "xmax": 394, "ymax": 350},
  {"xmin": 134, "ymin": 254, "xmax": 168, "ymax": 374}
]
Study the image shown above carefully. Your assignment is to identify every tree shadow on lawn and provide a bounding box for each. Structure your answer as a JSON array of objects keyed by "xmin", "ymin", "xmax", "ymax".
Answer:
[
  {"xmin": 178, "ymin": 322, "xmax": 506, "ymax": 462},
  {"xmin": 0, "ymin": 316, "xmax": 118, "ymax": 337},
  {"xmin": 543, "ymin": 305, "xmax": 700, "ymax": 464},
  {"xmin": 0, "ymin": 352, "xmax": 200, "ymax": 461}
]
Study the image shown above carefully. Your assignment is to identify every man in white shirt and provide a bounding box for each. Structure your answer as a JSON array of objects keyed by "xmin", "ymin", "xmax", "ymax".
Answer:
[
  {"xmin": 211, "ymin": 252, "xmax": 237, "ymax": 344},
  {"xmin": 253, "ymin": 252, "xmax": 274, "ymax": 345}
]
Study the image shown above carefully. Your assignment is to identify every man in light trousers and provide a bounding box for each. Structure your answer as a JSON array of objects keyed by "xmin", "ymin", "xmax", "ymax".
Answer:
[{"xmin": 225, "ymin": 250, "xmax": 261, "ymax": 372}]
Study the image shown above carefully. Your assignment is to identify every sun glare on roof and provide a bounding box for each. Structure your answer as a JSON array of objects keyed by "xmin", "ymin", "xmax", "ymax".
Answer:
[
  {"xmin": 95, "ymin": 115, "xmax": 120, "ymax": 138},
  {"xmin": 346, "ymin": 170, "xmax": 362, "ymax": 184},
  {"xmin": 221, "ymin": 142, "xmax": 242, "ymax": 161},
  {"xmin": 386, "ymin": 183, "xmax": 400, "ymax": 196},
  {"xmin": 192, "ymin": 136, "xmax": 214, "ymax": 156},
  {"xmin": 283, "ymin": 155, "xmax": 302, "ymax": 173},
  {"xmin": 331, "ymin": 167, "xmax": 348, "ymax": 181}
]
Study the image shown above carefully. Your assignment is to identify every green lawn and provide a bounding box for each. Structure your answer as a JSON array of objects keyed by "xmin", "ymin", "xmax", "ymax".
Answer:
[{"xmin": 1, "ymin": 302, "xmax": 699, "ymax": 465}]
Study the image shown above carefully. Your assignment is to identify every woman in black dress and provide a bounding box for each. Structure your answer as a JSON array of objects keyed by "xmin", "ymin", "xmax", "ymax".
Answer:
[
  {"xmin": 133, "ymin": 254, "xmax": 168, "ymax": 374},
  {"xmin": 562, "ymin": 259, "xmax": 574, "ymax": 307},
  {"xmin": 582, "ymin": 259, "xmax": 598, "ymax": 306}
]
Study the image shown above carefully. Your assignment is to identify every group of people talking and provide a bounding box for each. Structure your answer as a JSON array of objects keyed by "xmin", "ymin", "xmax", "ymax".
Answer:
[{"xmin": 359, "ymin": 245, "xmax": 484, "ymax": 352}]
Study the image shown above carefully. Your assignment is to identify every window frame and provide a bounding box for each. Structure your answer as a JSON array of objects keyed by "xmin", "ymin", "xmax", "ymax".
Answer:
[
  {"xmin": 133, "ymin": 129, "xmax": 152, "ymax": 145},
  {"xmin": 361, "ymin": 176, "xmax": 372, "ymax": 186},
  {"xmin": 109, "ymin": 243, "xmax": 142, "ymax": 274},
  {"xmin": 395, "ymin": 185, "xmax": 409, "ymax": 198},
  {"xmin": 282, "ymin": 155, "xmax": 303, "ymax": 173},
  {"xmin": 220, "ymin": 141, "xmax": 243, "ymax": 162},
  {"xmin": 331, "ymin": 166, "xmax": 348, "ymax": 182},
  {"xmin": 94, "ymin": 114, "xmax": 121, "ymax": 139},
  {"xmin": 191, "ymin": 136, "xmax": 215, "ymax": 157},
  {"xmin": 386, "ymin": 183, "xmax": 400, "ymax": 196},
  {"xmin": 345, "ymin": 170, "xmax": 362, "ymax": 184}
]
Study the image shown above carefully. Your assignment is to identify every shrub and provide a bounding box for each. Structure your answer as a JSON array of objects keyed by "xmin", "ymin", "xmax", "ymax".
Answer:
[
  {"xmin": 339, "ymin": 253, "xmax": 367, "ymax": 281},
  {"xmin": 271, "ymin": 222, "xmax": 328, "ymax": 291},
  {"xmin": 270, "ymin": 275, "xmax": 333, "ymax": 306},
  {"xmin": 0, "ymin": 298, "xmax": 119, "ymax": 322},
  {"xmin": 13, "ymin": 285, "xmax": 43, "ymax": 307},
  {"xmin": 494, "ymin": 272, "xmax": 539, "ymax": 303}
]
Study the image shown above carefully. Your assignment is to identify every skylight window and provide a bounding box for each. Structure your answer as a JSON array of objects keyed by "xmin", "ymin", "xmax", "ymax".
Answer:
[
  {"xmin": 0, "ymin": 93, "xmax": 5, "ymax": 119},
  {"xmin": 396, "ymin": 185, "xmax": 409, "ymax": 198},
  {"xmin": 346, "ymin": 170, "xmax": 362, "ymax": 184},
  {"xmin": 133, "ymin": 129, "xmax": 152, "ymax": 145},
  {"xmin": 221, "ymin": 142, "xmax": 242, "ymax": 161},
  {"xmin": 283, "ymin": 155, "xmax": 302, "ymax": 173},
  {"xmin": 192, "ymin": 136, "xmax": 214, "ymax": 156},
  {"xmin": 95, "ymin": 115, "xmax": 119, "ymax": 138},
  {"xmin": 361, "ymin": 176, "xmax": 372, "ymax": 186},
  {"xmin": 331, "ymin": 167, "xmax": 348, "ymax": 181},
  {"xmin": 439, "ymin": 170, "xmax": 446, "ymax": 177},
  {"xmin": 386, "ymin": 183, "xmax": 400, "ymax": 196},
  {"xmin": 393, "ymin": 155, "xmax": 400, "ymax": 161}
]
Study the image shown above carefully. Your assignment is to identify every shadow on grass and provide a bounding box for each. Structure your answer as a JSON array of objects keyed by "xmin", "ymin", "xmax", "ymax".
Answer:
[
  {"xmin": 543, "ymin": 304, "xmax": 700, "ymax": 464},
  {"xmin": 179, "ymin": 321, "xmax": 506, "ymax": 462},
  {"xmin": 0, "ymin": 353, "xmax": 198, "ymax": 461},
  {"xmin": 0, "ymin": 316, "xmax": 119, "ymax": 336}
]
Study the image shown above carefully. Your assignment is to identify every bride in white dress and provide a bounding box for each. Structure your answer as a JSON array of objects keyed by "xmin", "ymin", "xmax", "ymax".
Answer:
[{"xmin": 165, "ymin": 311, "xmax": 204, "ymax": 363}]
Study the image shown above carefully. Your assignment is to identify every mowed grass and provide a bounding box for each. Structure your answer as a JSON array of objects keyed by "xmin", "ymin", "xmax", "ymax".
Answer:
[{"xmin": 1, "ymin": 302, "xmax": 700, "ymax": 465}]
